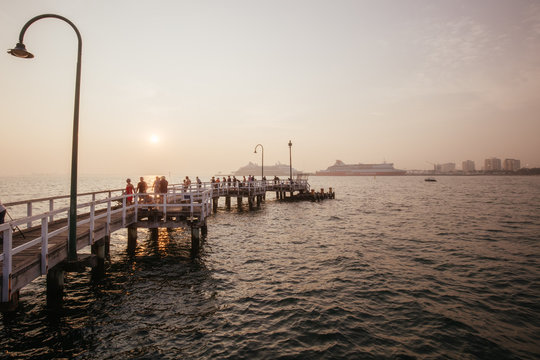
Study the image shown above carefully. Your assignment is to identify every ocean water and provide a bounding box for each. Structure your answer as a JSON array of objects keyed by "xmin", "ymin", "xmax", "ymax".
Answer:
[{"xmin": 1, "ymin": 175, "xmax": 539, "ymax": 359}]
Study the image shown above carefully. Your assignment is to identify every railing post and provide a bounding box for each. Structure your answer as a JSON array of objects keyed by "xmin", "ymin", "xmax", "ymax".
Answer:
[
  {"xmin": 134, "ymin": 193, "xmax": 138, "ymax": 221},
  {"xmin": 41, "ymin": 217, "xmax": 49, "ymax": 275},
  {"xmin": 122, "ymin": 196, "xmax": 126, "ymax": 227},
  {"xmin": 27, "ymin": 202, "xmax": 32, "ymax": 229},
  {"xmin": 163, "ymin": 193, "xmax": 167, "ymax": 220},
  {"xmin": 89, "ymin": 200, "xmax": 95, "ymax": 245},
  {"xmin": 2, "ymin": 227, "xmax": 13, "ymax": 302},
  {"xmin": 49, "ymin": 199, "xmax": 54, "ymax": 223},
  {"xmin": 106, "ymin": 197, "xmax": 112, "ymax": 236}
]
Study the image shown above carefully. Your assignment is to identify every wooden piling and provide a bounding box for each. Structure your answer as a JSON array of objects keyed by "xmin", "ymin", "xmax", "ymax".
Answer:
[
  {"xmin": 0, "ymin": 291, "xmax": 19, "ymax": 312},
  {"xmin": 201, "ymin": 221, "xmax": 208, "ymax": 238},
  {"xmin": 127, "ymin": 225, "xmax": 138, "ymax": 252},
  {"xmin": 256, "ymin": 195, "xmax": 261, "ymax": 208},
  {"xmin": 104, "ymin": 235, "xmax": 110, "ymax": 260},
  {"xmin": 225, "ymin": 196, "xmax": 231, "ymax": 210},
  {"xmin": 191, "ymin": 226, "xmax": 200, "ymax": 256},
  {"xmin": 213, "ymin": 197, "xmax": 219, "ymax": 213},
  {"xmin": 46, "ymin": 266, "xmax": 64, "ymax": 308},
  {"xmin": 237, "ymin": 196, "xmax": 242, "ymax": 209},
  {"xmin": 91, "ymin": 240, "xmax": 106, "ymax": 278}
]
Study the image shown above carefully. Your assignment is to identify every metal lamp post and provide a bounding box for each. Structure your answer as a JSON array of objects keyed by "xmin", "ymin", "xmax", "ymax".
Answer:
[
  {"xmin": 254, "ymin": 144, "xmax": 264, "ymax": 180},
  {"xmin": 288, "ymin": 140, "xmax": 293, "ymax": 181},
  {"xmin": 9, "ymin": 14, "xmax": 83, "ymax": 261}
]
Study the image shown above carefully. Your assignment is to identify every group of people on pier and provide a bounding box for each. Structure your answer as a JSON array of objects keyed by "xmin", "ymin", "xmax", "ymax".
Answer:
[
  {"xmin": 124, "ymin": 176, "xmax": 169, "ymax": 205},
  {"xmin": 210, "ymin": 175, "xmax": 277, "ymax": 189},
  {"xmin": 123, "ymin": 175, "xmax": 298, "ymax": 204}
]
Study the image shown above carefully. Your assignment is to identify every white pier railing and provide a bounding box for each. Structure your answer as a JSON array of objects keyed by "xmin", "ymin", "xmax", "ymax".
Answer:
[
  {"xmin": 0, "ymin": 185, "xmax": 215, "ymax": 302},
  {"xmin": 0, "ymin": 179, "xmax": 309, "ymax": 302}
]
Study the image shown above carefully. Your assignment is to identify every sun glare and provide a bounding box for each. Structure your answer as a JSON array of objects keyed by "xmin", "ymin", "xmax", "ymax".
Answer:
[{"xmin": 150, "ymin": 134, "xmax": 159, "ymax": 144}]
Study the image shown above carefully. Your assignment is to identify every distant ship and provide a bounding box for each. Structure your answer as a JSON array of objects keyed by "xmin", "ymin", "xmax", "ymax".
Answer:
[
  {"xmin": 316, "ymin": 160, "xmax": 406, "ymax": 176},
  {"xmin": 233, "ymin": 162, "xmax": 299, "ymax": 177}
]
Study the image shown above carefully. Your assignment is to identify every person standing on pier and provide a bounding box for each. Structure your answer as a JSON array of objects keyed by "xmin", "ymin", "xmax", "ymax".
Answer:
[
  {"xmin": 137, "ymin": 177, "xmax": 149, "ymax": 203},
  {"xmin": 125, "ymin": 178, "xmax": 135, "ymax": 205},
  {"xmin": 196, "ymin": 176, "xmax": 202, "ymax": 189},
  {"xmin": 153, "ymin": 176, "xmax": 161, "ymax": 202},
  {"xmin": 159, "ymin": 176, "xmax": 169, "ymax": 203},
  {"xmin": 184, "ymin": 176, "xmax": 191, "ymax": 190}
]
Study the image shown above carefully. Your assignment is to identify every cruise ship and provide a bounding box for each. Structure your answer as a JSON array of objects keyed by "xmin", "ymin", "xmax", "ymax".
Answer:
[
  {"xmin": 316, "ymin": 160, "xmax": 406, "ymax": 176},
  {"xmin": 233, "ymin": 162, "xmax": 299, "ymax": 177}
]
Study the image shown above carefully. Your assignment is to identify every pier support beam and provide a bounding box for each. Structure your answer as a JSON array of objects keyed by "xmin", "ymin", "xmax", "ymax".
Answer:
[
  {"xmin": 127, "ymin": 225, "xmax": 138, "ymax": 253},
  {"xmin": 201, "ymin": 221, "xmax": 208, "ymax": 238},
  {"xmin": 46, "ymin": 266, "xmax": 64, "ymax": 308},
  {"xmin": 248, "ymin": 196, "xmax": 254, "ymax": 210},
  {"xmin": 213, "ymin": 197, "xmax": 219, "ymax": 213},
  {"xmin": 237, "ymin": 197, "xmax": 242, "ymax": 209},
  {"xmin": 104, "ymin": 235, "xmax": 110, "ymax": 260},
  {"xmin": 256, "ymin": 195, "xmax": 262, "ymax": 208},
  {"xmin": 191, "ymin": 226, "xmax": 200, "ymax": 257},
  {"xmin": 225, "ymin": 196, "xmax": 231, "ymax": 210},
  {"xmin": 0, "ymin": 291, "xmax": 20, "ymax": 313},
  {"xmin": 91, "ymin": 240, "xmax": 106, "ymax": 278}
]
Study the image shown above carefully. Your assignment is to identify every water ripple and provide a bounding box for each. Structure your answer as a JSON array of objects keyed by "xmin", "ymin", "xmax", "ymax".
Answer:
[{"xmin": 1, "ymin": 176, "xmax": 540, "ymax": 359}]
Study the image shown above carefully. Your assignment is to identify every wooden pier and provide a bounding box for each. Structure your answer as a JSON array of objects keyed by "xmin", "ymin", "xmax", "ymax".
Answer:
[{"xmin": 0, "ymin": 179, "xmax": 333, "ymax": 310}]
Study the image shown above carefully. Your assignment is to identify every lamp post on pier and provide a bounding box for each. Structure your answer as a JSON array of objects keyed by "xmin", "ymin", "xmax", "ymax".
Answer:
[
  {"xmin": 288, "ymin": 140, "xmax": 293, "ymax": 181},
  {"xmin": 254, "ymin": 144, "xmax": 264, "ymax": 180},
  {"xmin": 8, "ymin": 14, "xmax": 83, "ymax": 262}
]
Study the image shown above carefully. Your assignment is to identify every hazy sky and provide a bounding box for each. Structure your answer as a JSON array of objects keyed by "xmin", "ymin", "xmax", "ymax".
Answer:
[{"xmin": 1, "ymin": 0, "xmax": 539, "ymax": 176}]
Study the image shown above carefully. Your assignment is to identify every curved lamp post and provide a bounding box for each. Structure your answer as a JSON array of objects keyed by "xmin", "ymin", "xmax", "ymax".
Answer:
[
  {"xmin": 254, "ymin": 144, "xmax": 264, "ymax": 180},
  {"xmin": 288, "ymin": 140, "xmax": 293, "ymax": 181},
  {"xmin": 8, "ymin": 14, "xmax": 82, "ymax": 262}
]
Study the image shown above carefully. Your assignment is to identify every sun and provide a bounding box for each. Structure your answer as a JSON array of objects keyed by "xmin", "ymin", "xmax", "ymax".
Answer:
[{"xmin": 150, "ymin": 134, "xmax": 159, "ymax": 144}]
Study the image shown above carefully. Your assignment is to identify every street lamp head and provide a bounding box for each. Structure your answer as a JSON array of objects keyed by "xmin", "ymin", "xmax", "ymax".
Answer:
[
  {"xmin": 288, "ymin": 140, "xmax": 292, "ymax": 147},
  {"xmin": 254, "ymin": 149, "xmax": 257, "ymax": 154},
  {"xmin": 8, "ymin": 42, "xmax": 34, "ymax": 58}
]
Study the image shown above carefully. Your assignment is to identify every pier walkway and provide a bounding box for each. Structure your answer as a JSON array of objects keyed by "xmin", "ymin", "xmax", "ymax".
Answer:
[{"xmin": 0, "ymin": 180, "xmax": 312, "ymax": 309}]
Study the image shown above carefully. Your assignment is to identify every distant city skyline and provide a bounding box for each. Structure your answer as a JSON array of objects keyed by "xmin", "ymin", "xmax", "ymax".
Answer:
[{"xmin": 1, "ymin": 0, "xmax": 540, "ymax": 176}]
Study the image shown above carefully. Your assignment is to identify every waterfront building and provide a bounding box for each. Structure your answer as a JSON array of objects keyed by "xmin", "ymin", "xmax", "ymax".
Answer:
[
  {"xmin": 435, "ymin": 163, "xmax": 456, "ymax": 173},
  {"xmin": 484, "ymin": 157, "xmax": 502, "ymax": 171},
  {"xmin": 503, "ymin": 159, "xmax": 521, "ymax": 171},
  {"xmin": 462, "ymin": 160, "xmax": 475, "ymax": 172}
]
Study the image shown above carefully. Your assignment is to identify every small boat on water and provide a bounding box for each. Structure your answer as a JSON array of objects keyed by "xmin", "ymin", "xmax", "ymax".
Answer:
[{"xmin": 424, "ymin": 177, "xmax": 437, "ymax": 182}]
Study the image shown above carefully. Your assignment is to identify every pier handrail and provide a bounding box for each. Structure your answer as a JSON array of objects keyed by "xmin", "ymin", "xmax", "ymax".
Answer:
[
  {"xmin": 0, "ymin": 185, "xmax": 216, "ymax": 302},
  {"xmin": 1, "ymin": 179, "xmax": 310, "ymax": 302}
]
